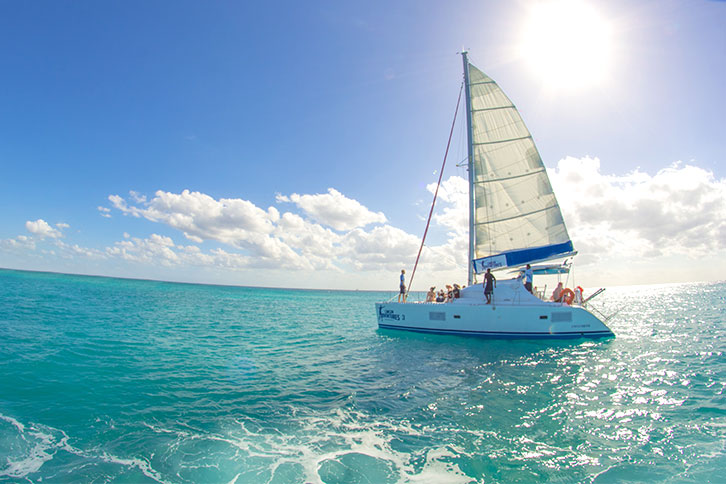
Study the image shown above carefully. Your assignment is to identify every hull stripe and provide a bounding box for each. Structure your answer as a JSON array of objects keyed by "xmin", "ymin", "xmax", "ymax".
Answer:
[{"xmin": 378, "ymin": 322, "xmax": 613, "ymax": 339}]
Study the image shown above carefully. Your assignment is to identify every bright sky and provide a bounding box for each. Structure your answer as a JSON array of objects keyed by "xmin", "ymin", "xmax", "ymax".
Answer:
[{"xmin": 1, "ymin": 0, "xmax": 725, "ymax": 291}]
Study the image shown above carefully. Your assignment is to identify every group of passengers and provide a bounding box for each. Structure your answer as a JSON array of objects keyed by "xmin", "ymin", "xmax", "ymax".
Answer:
[
  {"xmin": 550, "ymin": 282, "xmax": 584, "ymax": 304},
  {"xmin": 425, "ymin": 283, "xmax": 462, "ymax": 303}
]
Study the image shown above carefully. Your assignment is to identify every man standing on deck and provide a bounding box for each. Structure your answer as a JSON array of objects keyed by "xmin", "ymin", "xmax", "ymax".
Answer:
[
  {"xmin": 524, "ymin": 264, "xmax": 533, "ymax": 294},
  {"xmin": 484, "ymin": 268, "xmax": 496, "ymax": 304},
  {"xmin": 398, "ymin": 269, "xmax": 407, "ymax": 303}
]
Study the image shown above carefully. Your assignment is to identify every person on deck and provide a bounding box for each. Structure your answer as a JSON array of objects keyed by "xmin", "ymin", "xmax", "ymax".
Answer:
[
  {"xmin": 436, "ymin": 290, "xmax": 445, "ymax": 303},
  {"xmin": 524, "ymin": 264, "xmax": 534, "ymax": 293},
  {"xmin": 551, "ymin": 282, "xmax": 564, "ymax": 302},
  {"xmin": 398, "ymin": 269, "xmax": 407, "ymax": 303},
  {"xmin": 426, "ymin": 286, "xmax": 436, "ymax": 303},
  {"xmin": 452, "ymin": 284, "xmax": 461, "ymax": 299},
  {"xmin": 484, "ymin": 268, "xmax": 496, "ymax": 304}
]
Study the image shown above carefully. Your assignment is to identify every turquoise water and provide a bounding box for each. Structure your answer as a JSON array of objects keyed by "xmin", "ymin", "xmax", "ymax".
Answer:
[{"xmin": 0, "ymin": 269, "xmax": 724, "ymax": 483}]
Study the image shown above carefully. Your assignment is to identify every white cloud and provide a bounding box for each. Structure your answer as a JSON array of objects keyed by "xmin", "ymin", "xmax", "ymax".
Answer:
[
  {"xmin": 104, "ymin": 234, "xmax": 292, "ymax": 271},
  {"xmin": 274, "ymin": 212, "xmax": 341, "ymax": 270},
  {"xmin": 108, "ymin": 189, "xmax": 301, "ymax": 263},
  {"xmin": 104, "ymin": 188, "xmax": 396, "ymax": 271},
  {"xmin": 106, "ymin": 234, "xmax": 180, "ymax": 266},
  {"xmin": 55, "ymin": 240, "xmax": 106, "ymax": 260},
  {"xmin": 277, "ymin": 188, "xmax": 386, "ymax": 231},
  {"xmin": 129, "ymin": 190, "xmax": 147, "ymax": 203},
  {"xmin": 25, "ymin": 219, "xmax": 64, "ymax": 239},
  {"xmin": 8, "ymin": 160, "xmax": 724, "ymax": 289},
  {"xmin": 427, "ymin": 175, "xmax": 469, "ymax": 236},
  {"xmin": 340, "ymin": 224, "xmax": 420, "ymax": 270},
  {"xmin": 420, "ymin": 162, "xmax": 726, "ymax": 267},
  {"xmin": 0, "ymin": 235, "xmax": 36, "ymax": 251},
  {"xmin": 549, "ymin": 157, "xmax": 726, "ymax": 263},
  {"xmin": 98, "ymin": 206, "xmax": 112, "ymax": 218}
]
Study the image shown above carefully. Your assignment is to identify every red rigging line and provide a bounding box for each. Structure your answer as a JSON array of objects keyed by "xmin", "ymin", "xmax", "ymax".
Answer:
[{"xmin": 407, "ymin": 83, "xmax": 464, "ymax": 296}]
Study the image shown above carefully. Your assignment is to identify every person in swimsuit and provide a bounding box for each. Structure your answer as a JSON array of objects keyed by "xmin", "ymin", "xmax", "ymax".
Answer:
[
  {"xmin": 398, "ymin": 269, "xmax": 407, "ymax": 303},
  {"xmin": 484, "ymin": 268, "xmax": 496, "ymax": 304}
]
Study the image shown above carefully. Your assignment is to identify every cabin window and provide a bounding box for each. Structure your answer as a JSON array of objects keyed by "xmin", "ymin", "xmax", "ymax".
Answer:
[
  {"xmin": 551, "ymin": 312, "xmax": 572, "ymax": 322},
  {"xmin": 429, "ymin": 312, "xmax": 446, "ymax": 321}
]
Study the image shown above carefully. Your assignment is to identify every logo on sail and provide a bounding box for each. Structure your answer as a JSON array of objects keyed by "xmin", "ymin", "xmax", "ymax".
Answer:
[{"xmin": 473, "ymin": 254, "xmax": 507, "ymax": 273}]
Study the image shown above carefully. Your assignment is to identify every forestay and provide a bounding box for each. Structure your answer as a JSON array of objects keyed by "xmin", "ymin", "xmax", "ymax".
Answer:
[{"xmin": 467, "ymin": 63, "xmax": 575, "ymax": 273}]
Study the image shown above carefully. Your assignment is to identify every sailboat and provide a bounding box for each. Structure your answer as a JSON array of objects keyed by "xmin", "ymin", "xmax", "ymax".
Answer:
[{"xmin": 375, "ymin": 52, "xmax": 614, "ymax": 339}]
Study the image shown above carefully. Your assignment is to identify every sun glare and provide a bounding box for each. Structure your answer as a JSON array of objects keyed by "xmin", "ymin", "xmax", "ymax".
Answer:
[{"xmin": 519, "ymin": 0, "xmax": 614, "ymax": 90}]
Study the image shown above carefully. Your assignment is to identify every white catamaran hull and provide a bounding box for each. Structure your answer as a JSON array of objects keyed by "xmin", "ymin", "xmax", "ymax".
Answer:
[
  {"xmin": 376, "ymin": 53, "xmax": 615, "ymax": 340},
  {"xmin": 376, "ymin": 282, "xmax": 613, "ymax": 339}
]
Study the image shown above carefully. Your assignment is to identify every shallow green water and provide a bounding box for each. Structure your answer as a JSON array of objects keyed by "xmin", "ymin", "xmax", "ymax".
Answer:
[{"xmin": 0, "ymin": 269, "xmax": 724, "ymax": 483}]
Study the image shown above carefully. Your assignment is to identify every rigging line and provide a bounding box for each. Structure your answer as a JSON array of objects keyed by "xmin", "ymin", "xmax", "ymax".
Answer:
[{"xmin": 407, "ymin": 82, "xmax": 464, "ymax": 297}]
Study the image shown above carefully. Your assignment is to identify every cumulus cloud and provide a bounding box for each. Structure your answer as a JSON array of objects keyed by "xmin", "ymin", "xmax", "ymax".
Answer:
[
  {"xmin": 5, "ymin": 157, "xmax": 725, "ymax": 288},
  {"xmin": 549, "ymin": 156, "xmax": 726, "ymax": 262},
  {"xmin": 427, "ymin": 176, "xmax": 469, "ymax": 236},
  {"xmin": 277, "ymin": 188, "xmax": 386, "ymax": 231},
  {"xmin": 55, "ymin": 240, "xmax": 106, "ymax": 259},
  {"xmin": 104, "ymin": 233, "xmax": 310, "ymax": 271},
  {"xmin": 274, "ymin": 212, "xmax": 341, "ymax": 270},
  {"xmin": 106, "ymin": 234, "xmax": 181, "ymax": 266},
  {"xmin": 25, "ymin": 219, "xmax": 64, "ymax": 239},
  {"xmin": 100, "ymin": 188, "xmax": 407, "ymax": 271},
  {"xmin": 405, "ymin": 159, "xmax": 726, "ymax": 272},
  {"xmin": 340, "ymin": 225, "xmax": 420, "ymax": 270},
  {"xmin": 0, "ymin": 235, "xmax": 36, "ymax": 251},
  {"xmin": 108, "ymin": 189, "xmax": 301, "ymax": 262},
  {"xmin": 98, "ymin": 206, "xmax": 112, "ymax": 218}
]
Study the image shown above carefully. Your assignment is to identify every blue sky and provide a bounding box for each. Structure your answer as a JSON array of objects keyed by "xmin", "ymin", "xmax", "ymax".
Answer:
[{"xmin": 1, "ymin": 0, "xmax": 725, "ymax": 290}]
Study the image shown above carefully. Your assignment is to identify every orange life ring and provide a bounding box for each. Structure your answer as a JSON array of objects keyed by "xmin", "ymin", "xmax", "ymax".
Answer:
[{"xmin": 561, "ymin": 288, "xmax": 575, "ymax": 305}]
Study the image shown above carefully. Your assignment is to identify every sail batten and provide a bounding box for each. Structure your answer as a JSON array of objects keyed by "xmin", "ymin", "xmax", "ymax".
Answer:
[
  {"xmin": 471, "ymin": 105, "xmax": 516, "ymax": 113},
  {"xmin": 474, "ymin": 167, "xmax": 546, "ymax": 184},
  {"xmin": 473, "ymin": 135, "xmax": 533, "ymax": 146},
  {"xmin": 466, "ymin": 62, "xmax": 573, "ymax": 273},
  {"xmin": 474, "ymin": 204, "xmax": 561, "ymax": 226}
]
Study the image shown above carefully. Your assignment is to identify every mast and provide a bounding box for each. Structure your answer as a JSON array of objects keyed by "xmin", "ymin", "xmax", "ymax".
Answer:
[{"xmin": 462, "ymin": 51, "xmax": 476, "ymax": 286}]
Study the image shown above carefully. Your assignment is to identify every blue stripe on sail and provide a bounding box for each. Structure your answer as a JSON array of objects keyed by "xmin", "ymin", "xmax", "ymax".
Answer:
[{"xmin": 473, "ymin": 241, "xmax": 575, "ymax": 273}]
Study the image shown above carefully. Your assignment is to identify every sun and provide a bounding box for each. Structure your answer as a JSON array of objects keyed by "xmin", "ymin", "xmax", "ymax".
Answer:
[{"xmin": 519, "ymin": 0, "xmax": 614, "ymax": 90}]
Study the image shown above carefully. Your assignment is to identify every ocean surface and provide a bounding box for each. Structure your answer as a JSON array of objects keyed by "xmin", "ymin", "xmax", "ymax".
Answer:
[{"xmin": 0, "ymin": 269, "xmax": 724, "ymax": 483}]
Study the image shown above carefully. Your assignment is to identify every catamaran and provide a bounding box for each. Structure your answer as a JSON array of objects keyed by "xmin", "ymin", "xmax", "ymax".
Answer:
[{"xmin": 376, "ymin": 52, "xmax": 614, "ymax": 339}]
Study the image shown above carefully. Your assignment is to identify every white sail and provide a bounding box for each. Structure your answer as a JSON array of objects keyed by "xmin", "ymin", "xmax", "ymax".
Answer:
[{"xmin": 467, "ymin": 64, "xmax": 575, "ymax": 273}]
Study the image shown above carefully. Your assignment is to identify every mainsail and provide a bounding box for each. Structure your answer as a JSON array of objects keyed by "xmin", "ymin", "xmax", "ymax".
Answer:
[{"xmin": 465, "ymin": 60, "xmax": 575, "ymax": 275}]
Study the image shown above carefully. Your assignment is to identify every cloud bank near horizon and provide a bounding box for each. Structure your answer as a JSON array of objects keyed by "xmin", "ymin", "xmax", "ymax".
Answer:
[
  {"xmin": 549, "ymin": 157, "xmax": 726, "ymax": 265},
  {"xmin": 2, "ymin": 156, "xmax": 725, "ymax": 286}
]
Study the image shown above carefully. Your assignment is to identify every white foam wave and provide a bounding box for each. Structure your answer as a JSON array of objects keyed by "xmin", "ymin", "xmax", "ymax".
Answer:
[
  {"xmin": 0, "ymin": 413, "xmax": 169, "ymax": 482},
  {"xmin": 98, "ymin": 453, "xmax": 171, "ymax": 484},
  {"xmin": 140, "ymin": 407, "xmax": 475, "ymax": 483},
  {"xmin": 0, "ymin": 414, "xmax": 70, "ymax": 478},
  {"xmin": 0, "ymin": 414, "xmax": 25, "ymax": 433}
]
